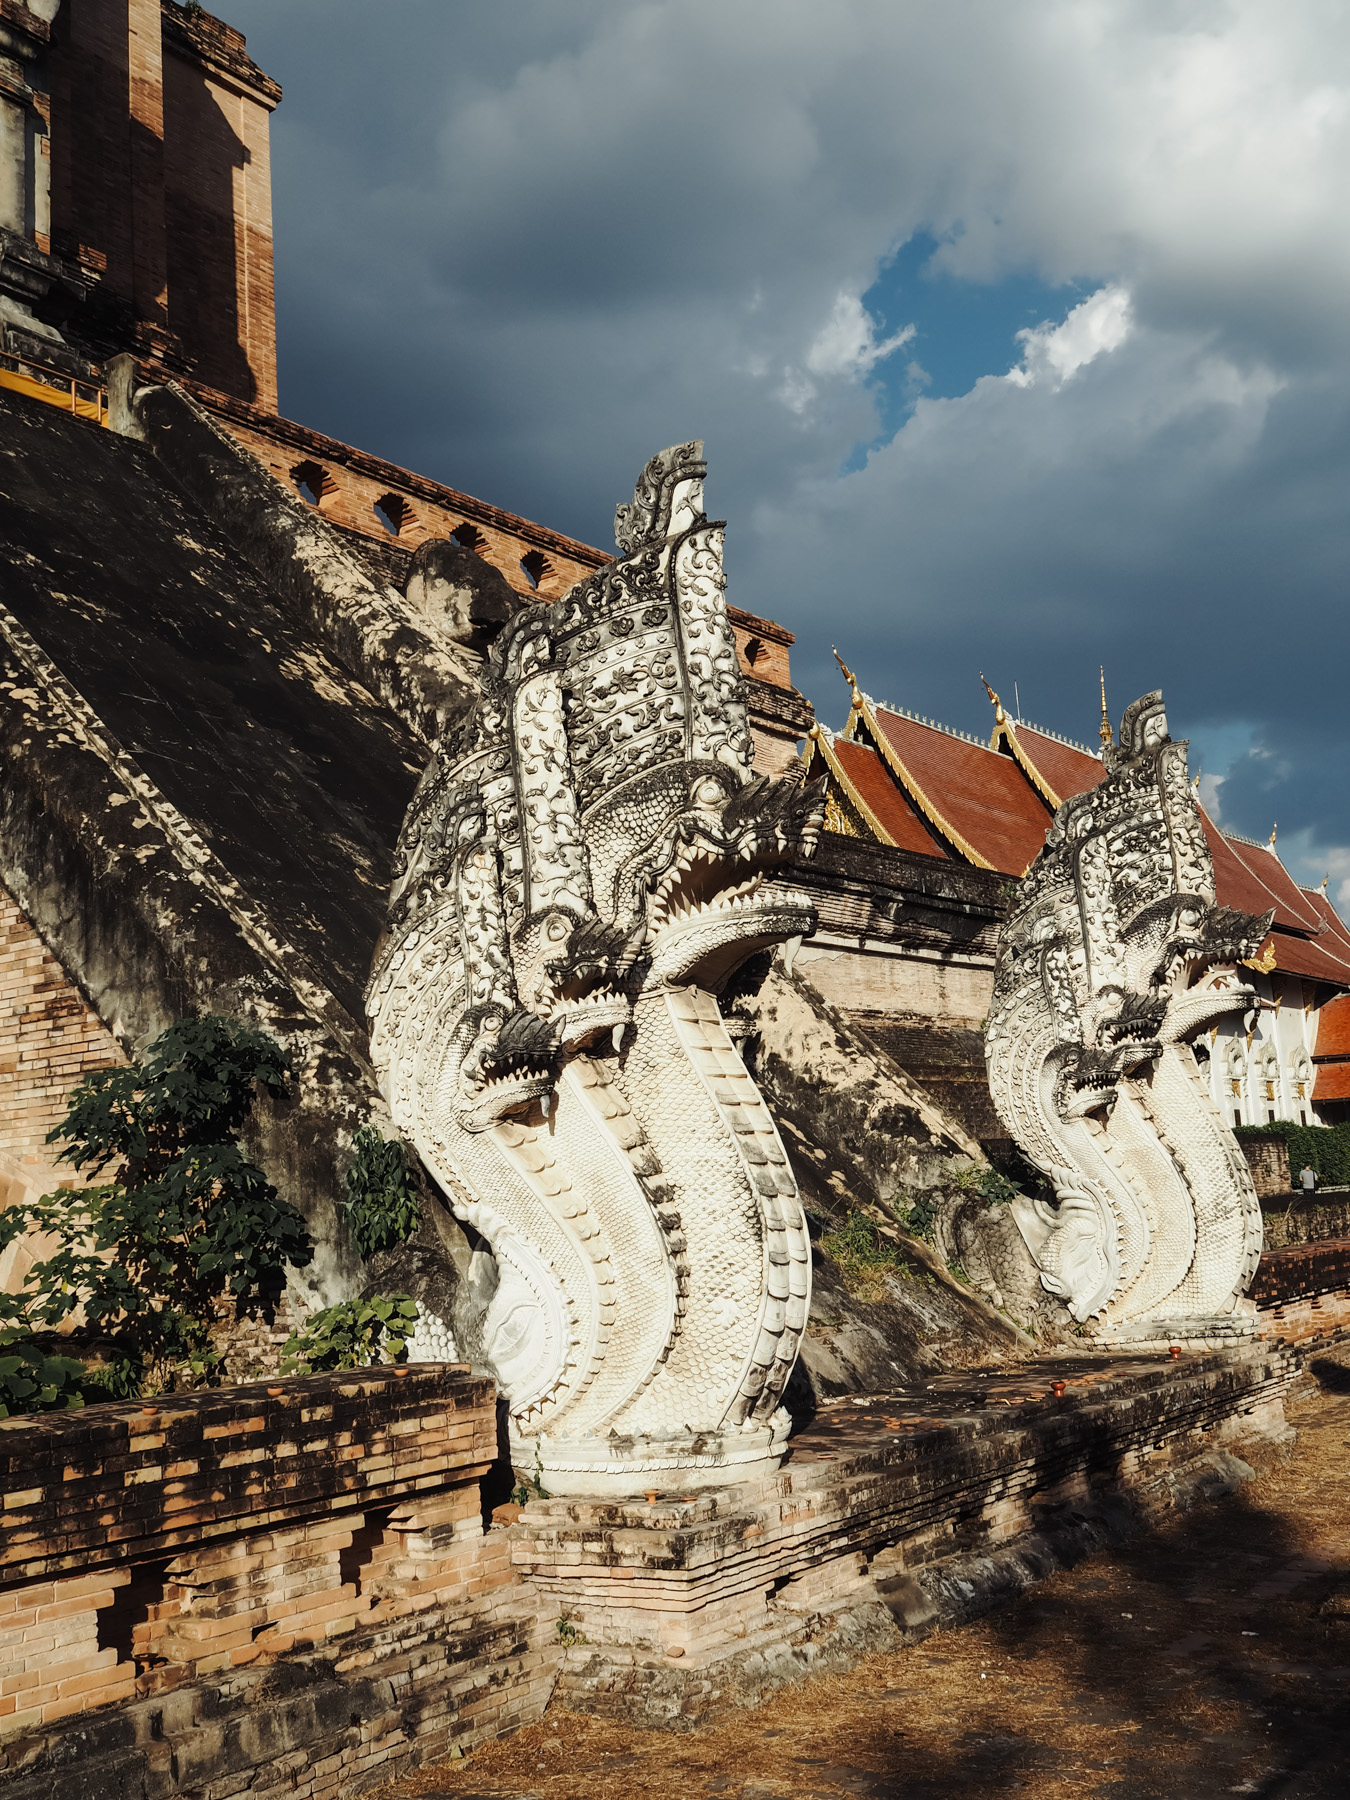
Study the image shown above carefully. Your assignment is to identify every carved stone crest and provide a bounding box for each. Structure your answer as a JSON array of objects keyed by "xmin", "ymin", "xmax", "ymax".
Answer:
[
  {"xmin": 984, "ymin": 691, "xmax": 1270, "ymax": 1341},
  {"xmin": 367, "ymin": 444, "xmax": 825, "ymax": 1492}
]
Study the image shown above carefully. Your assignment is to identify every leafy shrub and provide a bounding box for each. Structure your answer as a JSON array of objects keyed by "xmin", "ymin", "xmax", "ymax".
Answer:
[
  {"xmin": 343, "ymin": 1127, "xmax": 420, "ymax": 1257},
  {"xmin": 895, "ymin": 1191, "xmax": 941, "ymax": 1242},
  {"xmin": 974, "ymin": 1168, "xmax": 1022, "ymax": 1208},
  {"xmin": 281, "ymin": 1295, "xmax": 419, "ymax": 1374},
  {"xmin": 0, "ymin": 1326, "xmax": 86, "ymax": 1419},
  {"xmin": 4, "ymin": 1016, "xmax": 312, "ymax": 1404}
]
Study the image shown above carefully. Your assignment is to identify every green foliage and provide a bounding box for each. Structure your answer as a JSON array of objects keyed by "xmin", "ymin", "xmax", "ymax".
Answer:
[
  {"xmin": 820, "ymin": 1210, "xmax": 910, "ymax": 1300},
  {"xmin": 1236, "ymin": 1120, "xmax": 1350, "ymax": 1188},
  {"xmin": 555, "ymin": 1614, "xmax": 582, "ymax": 1647},
  {"xmin": 0, "ymin": 1326, "xmax": 86, "ymax": 1420},
  {"xmin": 0, "ymin": 1016, "xmax": 312, "ymax": 1407},
  {"xmin": 894, "ymin": 1191, "xmax": 941, "ymax": 1242},
  {"xmin": 281, "ymin": 1295, "xmax": 419, "ymax": 1374},
  {"xmin": 974, "ymin": 1168, "xmax": 1022, "ymax": 1208},
  {"xmin": 343, "ymin": 1127, "xmax": 420, "ymax": 1257}
]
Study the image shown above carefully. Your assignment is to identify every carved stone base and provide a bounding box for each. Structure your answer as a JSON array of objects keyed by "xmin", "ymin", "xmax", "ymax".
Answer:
[
  {"xmin": 515, "ymin": 1344, "xmax": 1297, "ymax": 1727},
  {"xmin": 1095, "ymin": 1304, "xmax": 1259, "ymax": 1350},
  {"xmin": 517, "ymin": 1410, "xmax": 792, "ymax": 1498}
]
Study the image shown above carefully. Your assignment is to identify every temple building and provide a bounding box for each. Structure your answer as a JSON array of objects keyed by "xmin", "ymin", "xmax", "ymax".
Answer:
[{"xmin": 806, "ymin": 658, "xmax": 1350, "ymax": 1130}]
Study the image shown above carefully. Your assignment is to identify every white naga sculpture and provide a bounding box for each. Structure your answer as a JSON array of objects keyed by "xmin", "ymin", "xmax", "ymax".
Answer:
[
  {"xmin": 984, "ymin": 691, "xmax": 1271, "ymax": 1342},
  {"xmin": 367, "ymin": 444, "xmax": 824, "ymax": 1494}
]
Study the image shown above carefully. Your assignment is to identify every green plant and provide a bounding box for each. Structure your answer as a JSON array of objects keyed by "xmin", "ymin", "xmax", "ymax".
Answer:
[
  {"xmin": 510, "ymin": 1447, "xmax": 551, "ymax": 1505},
  {"xmin": 342, "ymin": 1127, "xmax": 420, "ymax": 1257},
  {"xmin": 0, "ymin": 1325, "xmax": 86, "ymax": 1420},
  {"xmin": 975, "ymin": 1168, "xmax": 1022, "ymax": 1208},
  {"xmin": 282, "ymin": 1294, "xmax": 419, "ymax": 1373},
  {"xmin": 9, "ymin": 1016, "xmax": 312, "ymax": 1402},
  {"xmin": 555, "ymin": 1614, "xmax": 581, "ymax": 1647},
  {"xmin": 820, "ymin": 1210, "xmax": 909, "ymax": 1300},
  {"xmin": 895, "ymin": 1191, "xmax": 941, "ymax": 1241}
]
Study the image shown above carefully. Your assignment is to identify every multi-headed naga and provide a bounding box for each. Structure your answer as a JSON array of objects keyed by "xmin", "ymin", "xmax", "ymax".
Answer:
[
  {"xmin": 985, "ymin": 692, "xmax": 1270, "ymax": 1342},
  {"xmin": 367, "ymin": 445, "xmax": 824, "ymax": 1493}
]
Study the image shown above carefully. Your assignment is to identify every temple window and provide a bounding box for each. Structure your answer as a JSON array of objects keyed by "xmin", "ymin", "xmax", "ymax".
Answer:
[
  {"xmin": 374, "ymin": 493, "xmax": 413, "ymax": 535},
  {"xmin": 290, "ymin": 459, "xmax": 332, "ymax": 506},
  {"xmin": 743, "ymin": 635, "xmax": 766, "ymax": 667},
  {"xmin": 451, "ymin": 522, "xmax": 487, "ymax": 554},
  {"xmin": 520, "ymin": 550, "xmax": 551, "ymax": 590}
]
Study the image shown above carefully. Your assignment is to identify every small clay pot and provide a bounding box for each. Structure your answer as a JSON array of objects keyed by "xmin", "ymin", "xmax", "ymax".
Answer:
[
  {"xmin": 1169, "ymin": 1345, "xmax": 1183, "ymax": 1360},
  {"xmin": 1050, "ymin": 1379, "xmax": 1067, "ymax": 1398},
  {"xmin": 643, "ymin": 1489, "xmax": 661, "ymax": 1504}
]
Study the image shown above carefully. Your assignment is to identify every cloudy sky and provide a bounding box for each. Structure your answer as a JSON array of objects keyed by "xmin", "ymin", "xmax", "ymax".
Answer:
[{"xmin": 226, "ymin": 0, "xmax": 1350, "ymax": 896}]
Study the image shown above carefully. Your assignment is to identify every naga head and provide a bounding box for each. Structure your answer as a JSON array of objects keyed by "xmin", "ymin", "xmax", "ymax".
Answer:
[
  {"xmin": 996, "ymin": 690, "xmax": 1271, "ymax": 1126},
  {"xmin": 368, "ymin": 441, "xmax": 822, "ymax": 1125},
  {"xmin": 453, "ymin": 1003, "xmax": 559, "ymax": 1133},
  {"xmin": 607, "ymin": 767, "xmax": 823, "ymax": 989}
]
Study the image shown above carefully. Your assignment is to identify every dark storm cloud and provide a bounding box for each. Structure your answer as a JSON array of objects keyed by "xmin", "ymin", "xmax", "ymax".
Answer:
[{"xmin": 225, "ymin": 0, "xmax": 1350, "ymax": 893}]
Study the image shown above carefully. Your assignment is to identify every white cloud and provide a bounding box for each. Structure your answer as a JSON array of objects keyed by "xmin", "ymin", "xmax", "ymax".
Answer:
[
  {"xmin": 805, "ymin": 292, "xmax": 915, "ymax": 380},
  {"xmin": 231, "ymin": 0, "xmax": 1350, "ymax": 857},
  {"xmin": 778, "ymin": 291, "xmax": 916, "ymax": 413},
  {"xmin": 1006, "ymin": 286, "xmax": 1132, "ymax": 389}
]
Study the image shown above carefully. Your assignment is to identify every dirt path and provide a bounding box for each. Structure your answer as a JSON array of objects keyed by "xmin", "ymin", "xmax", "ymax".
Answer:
[{"xmin": 383, "ymin": 1353, "xmax": 1350, "ymax": 1800}]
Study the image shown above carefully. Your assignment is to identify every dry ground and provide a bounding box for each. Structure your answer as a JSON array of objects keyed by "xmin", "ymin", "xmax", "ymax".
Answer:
[{"xmin": 381, "ymin": 1353, "xmax": 1350, "ymax": 1800}]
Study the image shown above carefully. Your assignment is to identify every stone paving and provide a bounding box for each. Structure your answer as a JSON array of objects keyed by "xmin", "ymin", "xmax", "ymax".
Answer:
[{"xmin": 378, "ymin": 1349, "xmax": 1350, "ymax": 1800}]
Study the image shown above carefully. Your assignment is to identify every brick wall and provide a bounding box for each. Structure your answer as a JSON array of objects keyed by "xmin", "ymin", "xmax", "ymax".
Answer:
[
  {"xmin": 1241, "ymin": 1135, "xmax": 1291, "ymax": 1198},
  {"xmin": 0, "ymin": 879, "xmax": 123, "ymax": 1246},
  {"xmin": 45, "ymin": 1, "xmax": 279, "ymax": 403},
  {"xmin": 162, "ymin": 11, "xmax": 278, "ymax": 408},
  {"xmin": 195, "ymin": 395, "xmax": 609, "ymax": 602},
  {"xmin": 0, "ymin": 1366, "xmax": 556, "ymax": 1785}
]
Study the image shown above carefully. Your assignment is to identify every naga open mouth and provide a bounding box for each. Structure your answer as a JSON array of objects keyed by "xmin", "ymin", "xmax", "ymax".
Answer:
[
  {"xmin": 647, "ymin": 843, "xmax": 772, "ymax": 934},
  {"xmin": 455, "ymin": 1007, "xmax": 559, "ymax": 1133},
  {"xmin": 1158, "ymin": 960, "xmax": 1256, "ymax": 1043}
]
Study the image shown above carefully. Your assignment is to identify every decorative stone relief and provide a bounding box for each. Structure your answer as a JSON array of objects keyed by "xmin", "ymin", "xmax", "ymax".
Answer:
[
  {"xmin": 984, "ymin": 691, "xmax": 1271, "ymax": 1342},
  {"xmin": 367, "ymin": 444, "xmax": 826, "ymax": 1493}
]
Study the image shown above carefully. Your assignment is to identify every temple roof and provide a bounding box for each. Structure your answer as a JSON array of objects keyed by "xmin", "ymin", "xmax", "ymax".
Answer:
[
  {"xmin": 810, "ymin": 731, "xmax": 950, "ymax": 857},
  {"xmin": 1313, "ymin": 1056, "xmax": 1350, "ymax": 1103},
  {"xmin": 862, "ymin": 705, "xmax": 1052, "ymax": 876},
  {"xmin": 1001, "ymin": 722, "xmax": 1104, "ymax": 806},
  {"xmin": 1314, "ymin": 993, "xmax": 1350, "ymax": 1062},
  {"xmin": 815, "ymin": 657, "xmax": 1350, "ymax": 994}
]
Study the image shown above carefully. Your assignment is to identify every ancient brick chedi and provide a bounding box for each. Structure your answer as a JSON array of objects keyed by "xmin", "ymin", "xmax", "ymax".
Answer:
[
  {"xmin": 985, "ymin": 691, "xmax": 1271, "ymax": 1340},
  {"xmin": 367, "ymin": 444, "xmax": 825, "ymax": 1494}
]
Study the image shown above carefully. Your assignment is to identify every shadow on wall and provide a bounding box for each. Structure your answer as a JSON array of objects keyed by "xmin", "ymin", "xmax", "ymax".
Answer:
[{"xmin": 163, "ymin": 61, "xmax": 254, "ymax": 402}]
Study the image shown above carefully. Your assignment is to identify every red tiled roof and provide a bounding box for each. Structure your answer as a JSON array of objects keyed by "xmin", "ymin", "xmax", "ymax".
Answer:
[
  {"xmin": 1261, "ymin": 929, "xmax": 1350, "ymax": 986},
  {"xmin": 1313, "ymin": 1059, "xmax": 1350, "ymax": 1102},
  {"xmin": 1202, "ymin": 818, "xmax": 1314, "ymax": 934},
  {"xmin": 825, "ymin": 736, "xmax": 950, "ymax": 858},
  {"xmin": 1300, "ymin": 888, "xmax": 1350, "ymax": 959},
  {"xmin": 1221, "ymin": 832, "xmax": 1324, "ymax": 932},
  {"xmin": 1010, "ymin": 726, "xmax": 1105, "ymax": 805},
  {"xmin": 867, "ymin": 709, "xmax": 1053, "ymax": 876},
  {"xmin": 1314, "ymin": 993, "xmax": 1350, "ymax": 1060}
]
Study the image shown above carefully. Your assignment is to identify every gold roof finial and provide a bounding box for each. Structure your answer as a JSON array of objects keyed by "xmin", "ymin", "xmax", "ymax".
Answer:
[
  {"xmin": 831, "ymin": 646, "xmax": 863, "ymax": 713},
  {"xmin": 1191, "ymin": 766, "xmax": 1202, "ymax": 793},
  {"xmin": 1268, "ymin": 821, "xmax": 1278, "ymax": 850},
  {"xmin": 1321, "ymin": 872, "xmax": 1331, "ymax": 892},
  {"xmin": 979, "ymin": 672, "xmax": 1006, "ymax": 727},
  {"xmin": 1098, "ymin": 666, "xmax": 1112, "ymax": 749}
]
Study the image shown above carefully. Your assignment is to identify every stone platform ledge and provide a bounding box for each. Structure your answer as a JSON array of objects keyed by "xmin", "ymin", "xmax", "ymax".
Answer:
[{"xmin": 513, "ymin": 1345, "xmax": 1297, "ymax": 1729}]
